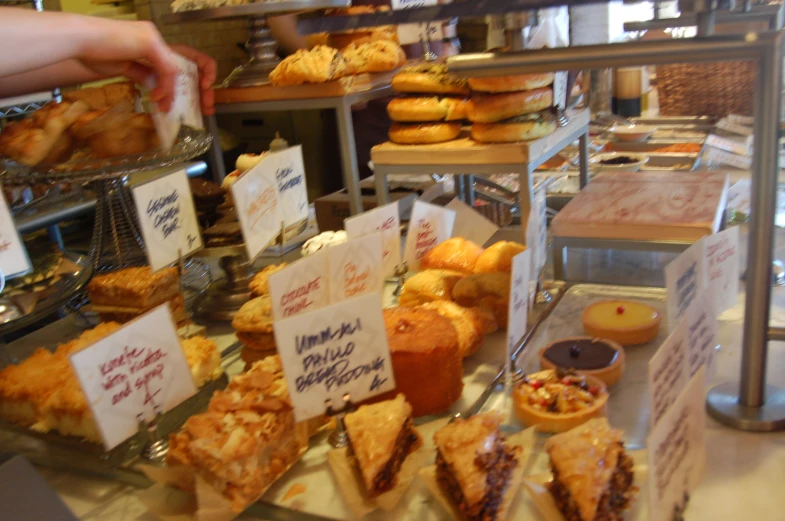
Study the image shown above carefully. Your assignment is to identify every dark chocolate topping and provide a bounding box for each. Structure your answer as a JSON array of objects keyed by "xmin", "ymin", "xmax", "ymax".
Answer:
[{"xmin": 544, "ymin": 338, "xmax": 618, "ymax": 371}]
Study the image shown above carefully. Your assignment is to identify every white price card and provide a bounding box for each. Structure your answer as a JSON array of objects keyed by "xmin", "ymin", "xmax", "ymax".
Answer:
[
  {"xmin": 525, "ymin": 190, "xmax": 547, "ymax": 307},
  {"xmin": 403, "ymin": 200, "xmax": 455, "ymax": 271},
  {"xmin": 507, "ymin": 249, "xmax": 531, "ymax": 385},
  {"xmin": 269, "ymin": 145, "xmax": 309, "ymax": 230},
  {"xmin": 131, "ymin": 168, "xmax": 203, "ymax": 272},
  {"xmin": 69, "ymin": 305, "xmax": 197, "ymax": 450},
  {"xmin": 647, "ymin": 367, "xmax": 707, "ymax": 521},
  {"xmin": 151, "ymin": 54, "xmax": 203, "ymax": 151},
  {"xmin": 328, "ymin": 233, "xmax": 384, "ymax": 303},
  {"xmin": 273, "ymin": 292, "xmax": 396, "ymax": 422},
  {"xmin": 553, "ymin": 71, "xmax": 569, "ymax": 110},
  {"xmin": 685, "ymin": 290, "xmax": 718, "ymax": 380},
  {"xmin": 664, "ymin": 239, "xmax": 705, "ymax": 332},
  {"xmin": 0, "ymin": 184, "xmax": 31, "ymax": 278},
  {"xmin": 446, "ymin": 198, "xmax": 499, "ymax": 247},
  {"xmin": 268, "ymin": 250, "xmax": 330, "ymax": 321},
  {"xmin": 391, "ymin": 0, "xmax": 444, "ymax": 46},
  {"xmin": 703, "ymin": 226, "xmax": 740, "ymax": 314},
  {"xmin": 648, "ymin": 317, "xmax": 689, "ymax": 428},
  {"xmin": 345, "ymin": 201, "xmax": 402, "ymax": 278},
  {"xmin": 232, "ymin": 161, "xmax": 283, "ymax": 260}
]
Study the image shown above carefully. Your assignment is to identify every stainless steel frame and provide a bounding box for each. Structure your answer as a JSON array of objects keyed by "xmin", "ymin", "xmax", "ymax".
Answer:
[
  {"xmin": 213, "ymin": 85, "xmax": 393, "ymax": 216},
  {"xmin": 446, "ymin": 30, "xmax": 785, "ymax": 431}
]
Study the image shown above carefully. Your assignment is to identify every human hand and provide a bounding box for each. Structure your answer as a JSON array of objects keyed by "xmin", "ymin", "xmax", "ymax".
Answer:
[{"xmin": 169, "ymin": 44, "xmax": 217, "ymax": 116}]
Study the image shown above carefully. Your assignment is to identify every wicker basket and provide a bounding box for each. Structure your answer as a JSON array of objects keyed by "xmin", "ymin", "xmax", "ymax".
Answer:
[{"xmin": 656, "ymin": 61, "xmax": 755, "ymax": 117}]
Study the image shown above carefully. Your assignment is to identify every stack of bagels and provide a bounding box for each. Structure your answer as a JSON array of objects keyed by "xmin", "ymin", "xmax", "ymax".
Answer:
[
  {"xmin": 467, "ymin": 73, "xmax": 558, "ymax": 143},
  {"xmin": 387, "ymin": 63, "xmax": 470, "ymax": 145}
]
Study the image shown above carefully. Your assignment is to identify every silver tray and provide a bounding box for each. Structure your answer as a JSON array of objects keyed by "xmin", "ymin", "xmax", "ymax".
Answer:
[{"xmin": 0, "ymin": 127, "xmax": 211, "ymax": 185}]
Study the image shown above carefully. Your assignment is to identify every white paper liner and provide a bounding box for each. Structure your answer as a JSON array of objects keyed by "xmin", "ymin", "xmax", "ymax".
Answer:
[
  {"xmin": 327, "ymin": 435, "xmax": 430, "ymax": 519},
  {"xmin": 522, "ymin": 449, "xmax": 649, "ymax": 521},
  {"xmin": 418, "ymin": 427, "xmax": 536, "ymax": 521}
]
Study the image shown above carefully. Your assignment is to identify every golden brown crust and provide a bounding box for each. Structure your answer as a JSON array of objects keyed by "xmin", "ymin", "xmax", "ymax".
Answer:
[
  {"xmin": 452, "ymin": 273, "xmax": 512, "ymax": 328},
  {"xmin": 471, "ymin": 118, "xmax": 557, "ymax": 143},
  {"xmin": 249, "ymin": 263, "xmax": 288, "ymax": 298},
  {"xmin": 466, "ymin": 88, "xmax": 554, "ymax": 123},
  {"xmin": 387, "ymin": 96, "xmax": 468, "ymax": 123},
  {"xmin": 269, "ymin": 45, "xmax": 348, "ymax": 86},
  {"xmin": 468, "ymin": 73, "xmax": 554, "ymax": 93},
  {"xmin": 381, "ymin": 307, "xmax": 463, "ymax": 417},
  {"xmin": 87, "ymin": 266, "xmax": 180, "ymax": 309},
  {"xmin": 342, "ymin": 40, "xmax": 406, "ymax": 74},
  {"xmin": 232, "ymin": 295, "xmax": 274, "ymax": 333},
  {"xmin": 70, "ymin": 110, "xmax": 158, "ymax": 159},
  {"xmin": 419, "ymin": 301, "xmax": 494, "ymax": 357},
  {"xmin": 389, "ymin": 122, "xmax": 462, "ymax": 144},
  {"xmin": 95, "ymin": 294, "xmax": 187, "ymax": 324},
  {"xmin": 62, "ymin": 81, "xmax": 138, "ymax": 110},
  {"xmin": 399, "ymin": 269, "xmax": 468, "ymax": 307},
  {"xmin": 392, "ymin": 64, "xmax": 470, "ymax": 95},
  {"xmin": 420, "ymin": 237, "xmax": 485, "ymax": 274},
  {"xmin": 474, "ymin": 241, "xmax": 527, "ymax": 273}
]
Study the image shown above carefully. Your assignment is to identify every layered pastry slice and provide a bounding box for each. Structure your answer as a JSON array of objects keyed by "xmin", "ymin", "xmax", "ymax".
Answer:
[
  {"xmin": 545, "ymin": 418, "xmax": 636, "ymax": 521},
  {"xmin": 344, "ymin": 394, "xmax": 422, "ymax": 497},
  {"xmin": 434, "ymin": 413, "xmax": 520, "ymax": 521}
]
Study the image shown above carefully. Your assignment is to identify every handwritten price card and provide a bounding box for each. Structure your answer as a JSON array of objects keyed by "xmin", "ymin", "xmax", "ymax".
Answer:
[
  {"xmin": 685, "ymin": 290, "xmax": 718, "ymax": 380},
  {"xmin": 328, "ymin": 233, "xmax": 384, "ymax": 303},
  {"xmin": 648, "ymin": 318, "xmax": 688, "ymax": 427},
  {"xmin": 703, "ymin": 226, "xmax": 739, "ymax": 314},
  {"xmin": 403, "ymin": 200, "xmax": 455, "ymax": 271},
  {"xmin": 269, "ymin": 145, "xmax": 309, "ymax": 230},
  {"xmin": 268, "ymin": 250, "xmax": 330, "ymax": 321},
  {"xmin": 273, "ymin": 292, "xmax": 395, "ymax": 422},
  {"xmin": 664, "ymin": 239, "xmax": 706, "ymax": 331},
  {"xmin": 132, "ymin": 169, "xmax": 203, "ymax": 272},
  {"xmin": 507, "ymin": 249, "xmax": 532, "ymax": 381},
  {"xmin": 151, "ymin": 54, "xmax": 203, "ymax": 151},
  {"xmin": 647, "ymin": 366, "xmax": 707, "ymax": 521},
  {"xmin": 345, "ymin": 201, "xmax": 402, "ymax": 278},
  {"xmin": 391, "ymin": 0, "xmax": 444, "ymax": 46},
  {"xmin": 0, "ymin": 184, "xmax": 31, "ymax": 278},
  {"xmin": 446, "ymin": 198, "xmax": 499, "ymax": 247},
  {"xmin": 232, "ymin": 161, "xmax": 283, "ymax": 260},
  {"xmin": 69, "ymin": 305, "xmax": 197, "ymax": 450}
]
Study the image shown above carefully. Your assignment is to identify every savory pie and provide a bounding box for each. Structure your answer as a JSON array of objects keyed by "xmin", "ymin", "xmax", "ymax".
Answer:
[
  {"xmin": 344, "ymin": 394, "xmax": 422, "ymax": 497},
  {"xmin": 545, "ymin": 418, "xmax": 636, "ymax": 521}
]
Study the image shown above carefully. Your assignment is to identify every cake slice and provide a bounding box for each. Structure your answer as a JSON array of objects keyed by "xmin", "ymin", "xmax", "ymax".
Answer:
[
  {"xmin": 545, "ymin": 418, "xmax": 636, "ymax": 521},
  {"xmin": 86, "ymin": 266, "xmax": 180, "ymax": 310},
  {"xmin": 434, "ymin": 413, "xmax": 519, "ymax": 521},
  {"xmin": 344, "ymin": 394, "xmax": 422, "ymax": 497}
]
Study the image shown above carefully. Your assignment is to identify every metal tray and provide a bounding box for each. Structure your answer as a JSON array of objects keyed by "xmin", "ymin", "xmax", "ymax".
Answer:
[{"xmin": 471, "ymin": 283, "xmax": 667, "ymax": 451}]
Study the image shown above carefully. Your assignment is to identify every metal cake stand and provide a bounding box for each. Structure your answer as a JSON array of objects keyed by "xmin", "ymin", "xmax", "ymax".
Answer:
[{"xmin": 163, "ymin": 0, "xmax": 350, "ymax": 87}]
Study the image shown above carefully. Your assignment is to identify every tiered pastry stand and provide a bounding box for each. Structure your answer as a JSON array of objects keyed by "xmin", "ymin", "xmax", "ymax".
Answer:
[{"xmin": 164, "ymin": 0, "xmax": 351, "ymax": 88}]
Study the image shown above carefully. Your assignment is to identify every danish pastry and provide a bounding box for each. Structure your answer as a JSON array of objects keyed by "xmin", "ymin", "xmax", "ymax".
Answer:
[
  {"xmin": 474, "ymin": 241, "xmax": 527, "ymax": 273},
  {"xmin": 269, "ymin": 46, "xmax": 348, "ymax": 86},
  {"xmin": 420, "ymin": 237, "xmax": 485, "ymax": 274}
]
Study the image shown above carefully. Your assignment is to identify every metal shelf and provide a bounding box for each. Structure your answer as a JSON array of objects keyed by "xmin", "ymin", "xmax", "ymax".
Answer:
[
  {"xmin": 0, "ymin": 101, "xmax": 48, "ymax": 120},
  {"xmin": 163, "ymin": 0, "xmax": 349, "ymax": 23}
]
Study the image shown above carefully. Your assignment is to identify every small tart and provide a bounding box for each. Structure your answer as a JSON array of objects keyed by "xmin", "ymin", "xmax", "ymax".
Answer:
[
  {"xmin": 539, "ymin": 336, "xmax": 625, "ymax": 387},
  {"xmin": 512, "ymin": 370, "xmax": 608, "ymax": 433},
  {"xmin": 582, "ymin": 300, "xmax": 661, "ymax": 346}
]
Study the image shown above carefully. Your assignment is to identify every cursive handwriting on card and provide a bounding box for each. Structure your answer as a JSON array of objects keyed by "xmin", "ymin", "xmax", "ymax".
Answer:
[
  {"xmin": 280, "ymin": 276, "xmax": 322, "ymax": 318},
  {"xmin": 345, "ymin": 202, "xmax": 402, "ymax": 278},
  {"xmin": 147, "ymin": 190, "xmax": 181, "ymax": 239}
]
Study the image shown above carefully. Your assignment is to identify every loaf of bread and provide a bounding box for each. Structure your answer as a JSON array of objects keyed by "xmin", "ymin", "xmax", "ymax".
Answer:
[
  {"xmin": 269, "ymin": 46, "xmax": 348, "ymax": 86},
  {"xmin": 342, "ymin": 40, "xmax": 406, "ymax": 74}
]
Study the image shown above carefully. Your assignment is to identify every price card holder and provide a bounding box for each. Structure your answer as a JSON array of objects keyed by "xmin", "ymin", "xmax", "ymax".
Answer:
[
  {"xmin": 268, "ymin": 250, "xmax": 330, "ymax": 321},
  {"xmin": 270, "ymin": 145, "xmax": 309, "ymax": 229},
  {"xmin": 131, "ymin": 168, "xmax": 203, "ymax": 272},
  {"xmin": 664, "ymin": 239, "xmax": 705, "ymax": 332},
  {"xmin": 273, "ymin": 293, "xmax": 396, "ymax": 423},
  {"xmin": 232, "ymin": 160, "xmax": 283, "ymax": 261},
  {"xmin": 327, "ymin": 233, "xmax": 384, "ymax": 303},
  {"xmin": 507, "ymin": 250, "xmax": 531, "ymax": 386},
  {"xmin": 345, "ymin": 201, "xmax": 402, "ymax": 278},
  {"xmin": 151, "ymin": 54, "xmax": 203, "ymax": 151},
  {"xmin": 0, "ymin": 183, "xmax": 31, "ymax": 279},
  {"xmin": 446, "ymin": 198, "xmax": 499, "ymax": 247},
  {"xmin": 69, "ymin": 305, "xmax": 197, "ymax": 450},
  {"xmin": 403, "ymin": 200, "xmax": 455, "ymax": 271}
]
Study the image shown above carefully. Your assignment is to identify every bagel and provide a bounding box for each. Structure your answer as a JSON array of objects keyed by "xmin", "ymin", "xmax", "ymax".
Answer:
[
  {"xmin": 471, "ymin": 113, "xmax": 557, "ymax": 143},
  {"xmin": 468, "ymin": 73, "xmax": 555, "ymax": 93},
  {"xmin": 386, "ymin": 96, "xmax": 468, "ymax": 122},
  {"xmin": 389, "ymin": 122, "xmax": 462, "ymax": 144},
  {"xmin": 466, "ymin": 88, "xmax": 553, "ymax": 123},
  {"xmin": 391, "ymin": 63, "xmax": 469, "ymax": 95}
]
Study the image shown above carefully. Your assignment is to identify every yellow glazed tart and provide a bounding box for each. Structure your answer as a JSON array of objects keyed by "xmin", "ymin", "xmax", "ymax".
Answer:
[{"xmin": 582, "ymin": 300, "xmax": 661, "ymax": 346}]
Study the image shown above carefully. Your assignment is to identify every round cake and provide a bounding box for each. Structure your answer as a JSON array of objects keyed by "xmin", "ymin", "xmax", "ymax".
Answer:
[
  {"xmin": 382, "ymin": 307, "xmax": 463, "ymax": 417},
  {"xmin": 582, "ymin": 300, "xmax": 661, "ymax": 346},
  {"xmin": 512, "ymin": 370, "xmax": 608, "ymax": 433},
  {"xmin": 539, "ymin": 336, "xmax": 625, "ymax": 387}
]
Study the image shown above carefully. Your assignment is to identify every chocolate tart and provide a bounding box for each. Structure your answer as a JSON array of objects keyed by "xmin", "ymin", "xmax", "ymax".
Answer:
[
  {"xmin": 538, "ymin": 336, "xmax": 625, "ymax": 387},
  {"xmin": 512, "ymin": 370, "xmax": 608, "ymax": 433}
]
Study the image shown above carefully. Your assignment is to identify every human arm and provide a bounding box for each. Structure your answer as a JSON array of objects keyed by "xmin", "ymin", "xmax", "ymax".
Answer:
[{"xmin": 268, "ymin": 15, "xmax": 309, "ymax": 54}]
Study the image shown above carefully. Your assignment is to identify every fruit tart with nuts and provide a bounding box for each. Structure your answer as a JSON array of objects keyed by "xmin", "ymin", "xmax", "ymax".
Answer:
[{"xmin": 512, "ymin": 369, "xmax": 608, "ymax": 433}]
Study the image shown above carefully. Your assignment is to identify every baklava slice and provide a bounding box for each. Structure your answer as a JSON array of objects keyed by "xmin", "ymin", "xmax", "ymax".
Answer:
[
  {"xmin": 545, "ymin": 418, "xmax": 636, "ymax": 521},
  {"xmin": 434, "ymin": 413, "xmax": 520, "ymax": 521},
  {"xmin": 344, "ymin": 394, "xmax": 422, "ymax": 497},
  {"xmin": 87, "ymin": 266, "xmax": 180, "ymax": 310}
]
